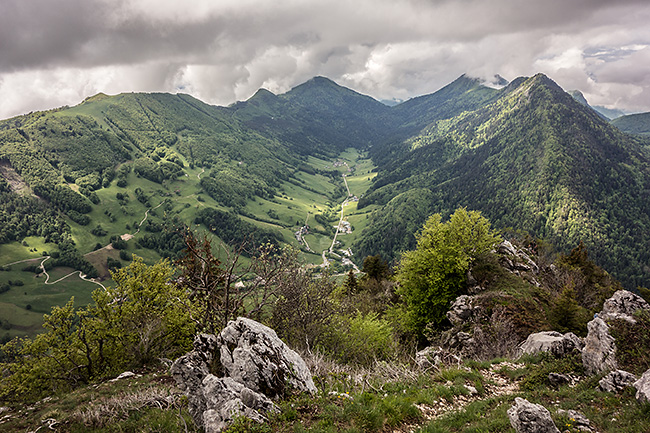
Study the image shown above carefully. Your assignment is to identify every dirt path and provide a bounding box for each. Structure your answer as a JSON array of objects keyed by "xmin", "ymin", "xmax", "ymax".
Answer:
[
  {"xmin": 392, "ymin": 362, "xmax": 523, "ymax": 433},
  {"xmin": 37, "ymin": 256, "xmax": 107, "ymax": 290},
  {"xmin": 132, "ymin": 201, "xmax": 165, "ymax": 236}
]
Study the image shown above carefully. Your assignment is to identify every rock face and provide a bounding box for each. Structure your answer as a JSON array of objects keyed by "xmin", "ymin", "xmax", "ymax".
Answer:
[
  {"xmin": 217, "ymin": 317, "xmax": 317, "ymax": 397},
  {"xmin": 507, "ymin": 397, "xmax": 560, "ymax": 433},
  {"xmin": 201, "ymin": 376, "xmax": 278, "ymax": 433},
  {"xmin": 496, "ymin": 240, "xmax": 540, "ymax": 285},
  {"xmin": 171, "ymin": 334, "xmax": 220, "ymax": 424},
  {"xmin": 634, "ymin": 368, "xmax": 650, "ymax": 404},
  {"xmin": 446, "ymin": 295, "xmax": 474, "ymax": 326},
  {"xmin": 171, "ymin": 319, "xmax": 317, "ymax": 432},
  {"xmin": 582, "ymin": 317, "xmax": 617, "ymax": 376},
  {"xmin": 598, "ymin": 370, "xmax": 638, "ymax": 393},
  {"xmin": 547, "ymin": 373, "xmax": 571, "ymax": 388},
  {"xmin": 518, "ymin": 331, "xmax": 583, "ymax": 358},
  {"xmin": 600, "ymin": 290, "xmax": 650, "ymax": 323}
]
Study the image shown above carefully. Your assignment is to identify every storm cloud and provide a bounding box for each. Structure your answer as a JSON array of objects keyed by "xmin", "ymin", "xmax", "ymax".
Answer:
[{"xmin": 1, "ymin": 0, "xmax": 649, "ymax": 119}]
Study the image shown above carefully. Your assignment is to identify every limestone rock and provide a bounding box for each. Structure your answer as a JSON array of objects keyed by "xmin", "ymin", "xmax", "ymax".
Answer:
[
  {"xmin": 600, "ymin": 290, "xmax": 650, "ymax": 323},
  {"xmin": 556, "ymin": 409, "xmax": 594, "ymax": 432},
  {"xmin": 507, "ymin": 397, "xmax": 560, "ymax": 433},
  {"xmin": 548, "ymin": 373, "xmax": 571, "ymax": 388},
  {"xmin": 518, "ymin": 331, "xmax": 583, "ymax": 358},
  {"xmin": 634, "ymin": 368, "xmax": 650, "ymax": 404},
  {"xmin": 446, "ymin": 295, "xmax": 474, "ymax": 326},
  {"xmin": 171, "ymin": 336, "xmax": 217, "ymax": 424},
  {"xmin": 201, "ymin": 376, "xmax": 278, "ymax": 433},
  {"xmin": 217, "ymin": 317, "xmax": 317, "ymax": 397},
  {"xmin": 172, "ymin": 322, "xmax": 315, "ymax": 432},
  {"xmin": 598, "ymin": 370, "xmax": 638, "ymax": 393},
  {"xmin": 582, "ymin": 317, "xmax": 617, "ymax": 375},
  {"xmin": 415, "ymin": 346, "xmax": 440, "ymax": 370},
  {"xmin": 497, "ymin": 240, "xmax": 540, "ymax": 275}
]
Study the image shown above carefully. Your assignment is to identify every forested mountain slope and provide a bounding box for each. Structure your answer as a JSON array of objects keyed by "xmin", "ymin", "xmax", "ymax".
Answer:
[
  {"xmin": 356, "ymin": 74, "xmax": 650, "ymax": 289},
  {"xmin": 2, "ymin": 73, "xmax": 650, "ymax": 290},
  {"xmin": 612, "ymin": 111, "xmax": 650, "ymax": 136}
]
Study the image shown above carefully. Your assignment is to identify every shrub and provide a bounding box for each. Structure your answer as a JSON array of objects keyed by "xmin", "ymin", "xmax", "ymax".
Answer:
[
  {"xmin": 331, "ymin": 312, "xmax": 397, "ymax": 366},
  {"xmin": 396, "ymin": 208, "xmax": 500, "ymax": 337}
]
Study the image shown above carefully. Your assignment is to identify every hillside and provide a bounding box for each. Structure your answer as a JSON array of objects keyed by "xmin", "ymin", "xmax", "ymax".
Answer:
[
  {"xmin": 2, "ymin": 71, "xmax": 650, "ymax": 326},
  {"xmin": 0, "ymin": 81, "xmax": 383, "ymax": 338},
  {"xmin": 612, "ymin": 111, "xmax": 650, "ymax": 136},
  {"xmin": 356, "ymin": 74, "xmax": 650, "ymax": 289}
]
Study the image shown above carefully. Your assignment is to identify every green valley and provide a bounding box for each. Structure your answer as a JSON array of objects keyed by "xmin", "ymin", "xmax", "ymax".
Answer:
[{"xmin": 2, "ymin": 73, "xmax": 650, "ymax": 341}]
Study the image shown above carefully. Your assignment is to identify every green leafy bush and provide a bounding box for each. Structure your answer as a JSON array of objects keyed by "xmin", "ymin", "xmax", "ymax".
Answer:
[{"xmin": 395, "ymin": 208, "xmax": 500, "ymax": 337}]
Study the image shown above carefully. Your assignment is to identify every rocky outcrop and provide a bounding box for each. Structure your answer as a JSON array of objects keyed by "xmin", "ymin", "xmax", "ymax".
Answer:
[
  {"xmin": 547, "ymin": 373, "xmax": 571, "ymax": 388},
  {"xmin": 217, "ymin": 317, "xmax": 317, "ymax": 397},
  {"xmin": 171, "ymin": 334, "xmax": 220, "ymax": 424},
  {"xmin": 446, "ymin": 295, "xmax": 475, "ymax": 326},
  {"xmin": 598, "ymin": 370, "xmax": 638, "ymax": 393},
  {"xmin": 518, "ymin": 331, "xmax": 583, "ymax": 358},
  {"xmin": 634, "ymin": 368, "xmax": 650, "ymax": 404},
  {"xmin": 600, "ymin": 290, "xmax": 650, "ymax": 323},
  {"xmin": 201, "ymin": 376, "xmax": 278, "ymax": 433},
  {"xmin": 496, "ymin": 240, "xmax": 540, "ymax": 286},
  {"xmin": 507, "ymin": 397, "xmax": 560, "ymax": 433},
  {"xmin": 415, "ymin": 346, "xmax": 461, "ymax": 370},
  {"xmin": 172, "ymin": 319, "xmax": 317, "ymax": 432},
  {"xmin": 582, "ymin": 317, "xmax": 617, "ymax": 375}
]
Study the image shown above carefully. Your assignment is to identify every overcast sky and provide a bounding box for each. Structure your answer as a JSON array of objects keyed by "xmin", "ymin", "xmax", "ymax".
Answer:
[{"xmin": 1, "ymin": 0, "xmax": 650, "ymax": 119}]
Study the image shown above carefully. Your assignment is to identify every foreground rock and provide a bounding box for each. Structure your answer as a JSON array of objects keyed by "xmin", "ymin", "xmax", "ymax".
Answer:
[
  {"xmin": 556, "ymin": 409, "xmax": 594, "ymax": 432},
  {"xmin": 217, "ymin": 317, "xmax": 317, "ymax": 397},
  {"xmin": 634, "ymin": 369, "xmax": 650, "ymax": 404},
  {"xmin": 581, "ymin": 290, "xmax": 649, "ymax": 376},
  {"xmin": 172, "ymin": 319, "xmax": 317, "ymax": 432},
  {"xmin": 582, "ymin": 317, "xmax": 617, "ymax": 376},
  {"xmin": 507, "ymin": 397, "xmax": 560, "ymax": 433},
  {"xmin": 518, "ymin": 331, "xmax": 583, "ymax": 358},
  {"xmin": 599, "ymin": 370, "xmax": 638, "ymax": 393},
  {"xmin": 201, "ymin": 376, "xmax": 278, "ymax": 432}
]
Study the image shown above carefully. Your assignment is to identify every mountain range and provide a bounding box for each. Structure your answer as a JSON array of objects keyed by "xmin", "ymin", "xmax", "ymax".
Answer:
[{"xmin": 1, "ymin": 72, "xmax": 650, "ymax": 293}]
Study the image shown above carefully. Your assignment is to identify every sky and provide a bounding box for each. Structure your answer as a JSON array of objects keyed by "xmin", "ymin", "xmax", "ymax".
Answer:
[{"xmin": 1, "ymin": 0, "xmax": 650, "ymax": 120}]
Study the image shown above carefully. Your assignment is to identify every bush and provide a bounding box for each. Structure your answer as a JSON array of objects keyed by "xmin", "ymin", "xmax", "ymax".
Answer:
[
  {"xmin": 331, "ymin": 312, "xmax": 396, "ymax": 366},
  {"xmin": 396, "ymin": 208, "xmax": 500, "ymax": 337},
  {"xmin": 0, "ymin": 258, "xmax": 195, "ymax": 402}
]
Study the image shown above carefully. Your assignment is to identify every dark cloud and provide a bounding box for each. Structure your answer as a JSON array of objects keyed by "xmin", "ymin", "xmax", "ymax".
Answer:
[{"xmin": 1, "ymin": 0, "xmax": 650, "ymax": 118}]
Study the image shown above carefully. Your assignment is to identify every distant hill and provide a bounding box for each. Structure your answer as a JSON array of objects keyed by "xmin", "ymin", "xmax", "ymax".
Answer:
[
  {"xmin": 1, "ymin": 73, "xmax": 650, "ymax": 291},
  {"xmin": 356, "ymin": 74, "xmax": 650, "ymax": 289},
  {"xmin": 612, "ymin": 111, "xmax": 650, "ymax": 136}
]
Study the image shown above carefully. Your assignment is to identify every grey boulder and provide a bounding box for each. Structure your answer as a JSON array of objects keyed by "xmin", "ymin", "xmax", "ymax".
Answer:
[
  {"xmin": 598, "ymin": 370, "xmax": 638, "ymax": 393},
  {"xmin": 446, "ymin": 295, "xmax": 474, "ymax": 326},
  {"xmin": 634, "ymin": 368, "xmax": 650, "ymax": 404},
  {"xmin": 518, "ymin": 331, "xmax": 583, "ymax": 358},
  {"xmin": 201, "ymin": 376, "xmax": 278, "ymax": 433},
  {"xmin": 507, "ymin": 397, "xmax": 560, "ymax": 433},
  {"xmin": 582, "ymin": 317, "xmax": 617, "ymax": 376},
  {"xmin": 217, "ymin": 317, "xmax": 317, "ymax": 397},
  {"xmin": 600, "ymin": 290, "xmax": 649, "ymax": 323}
]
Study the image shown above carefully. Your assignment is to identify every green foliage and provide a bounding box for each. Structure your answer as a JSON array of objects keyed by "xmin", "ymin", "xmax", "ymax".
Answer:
[
  {"xmin": 357, "ymin": 74, "xmax": 650, "ymax": 290},
  {"xmin": 549, "ymin": 287, "xmax": 584, "ymax": 335},
  {"xmin": 331, "ymin": 312, "xmax": 397, "ymax": 366},
  {"xmin": 396, "ymin": 208, "xmax": 500, "ymax": 336},
  {"xmin": 0, "ymin": 257, "xmax": 194, "ymax": 402},
  {"xmin": 610, "ymin": 309, "xmax": 650, "ymax": 375}
]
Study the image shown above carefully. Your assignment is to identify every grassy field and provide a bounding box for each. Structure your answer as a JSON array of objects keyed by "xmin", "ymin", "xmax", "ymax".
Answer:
[{"xmin": 0, "ymin": 148, "xmax": 377, "ymax": 338}]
